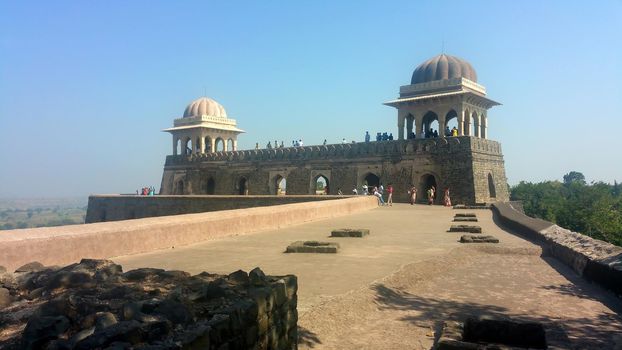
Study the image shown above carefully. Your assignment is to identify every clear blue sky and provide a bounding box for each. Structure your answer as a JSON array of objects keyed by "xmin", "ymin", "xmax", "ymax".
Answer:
[{"xmin": 1, "ymin": 1, "xmax": 621, "ymax": 198}]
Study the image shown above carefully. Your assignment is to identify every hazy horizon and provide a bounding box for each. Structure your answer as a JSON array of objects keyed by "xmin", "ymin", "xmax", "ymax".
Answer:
[{"xmin": 1, "ymin": 1, "xmax": 621, "ymax": 198}]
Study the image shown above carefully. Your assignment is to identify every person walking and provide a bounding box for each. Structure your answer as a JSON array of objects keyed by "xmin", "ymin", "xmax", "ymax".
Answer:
[
  {"xmin": 386, "ymin": 184, "xmax": 394, "ymax": 206},
  {"xmin": 443, "ymin": 187, "xmax": 452, "ymax": 207},
  {"xmin": 427, "ymin": 186, "xmax": 434, "ymax": 205},
  {"xmin": 373, "ymin": 186, "xmax": 385, "ymax": 206},
  {"xmin": 362, "ymin": 184, "xmax": 368, "ymax": 195},
  {"xmin": 408, "ymin": 185, "xmax": 417, "ymax": 205}
]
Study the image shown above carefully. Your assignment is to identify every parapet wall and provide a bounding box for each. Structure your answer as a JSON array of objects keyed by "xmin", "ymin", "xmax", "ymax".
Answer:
[
  {"xmin": 166, "ymin": 137, "xmax": 503, "ymax": 166},
  {"xmin": 0, "ymin": 196, "xmax": 378, "ymax": 272},
  {"xmin": 492, "ymin": 202, "xmax": 622, "ymax": 296},
  {"xmin": 86, "ymin": 194, "xmax": 344, "ymax": 223}
]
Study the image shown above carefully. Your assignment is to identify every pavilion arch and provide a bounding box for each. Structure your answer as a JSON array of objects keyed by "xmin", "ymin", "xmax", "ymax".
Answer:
[
  {"xmin": 422, "ymin": 111, "xmax": 439, "ymax": 137},
  {"xmin": 275, "ymin": 174, "xmax": 287, "ymax": 195},
  {"xmin": 405, "ymin": 114, "xmax": 415, "ymax": 139},
  {"xmin": 471, "ymin": 111, "xmax": 479, "ymax": 137},
  {"xmin": 195, "ymin": 136, "xmax": 202, "ymax": 153},
  {"xmin": 175, "ymin": 138, "xmax": 182, "ymax": 155},
  {"xmin": 445, "ymin": 110, "xmax": 459, "ymax": 136},
  {"xmin": 488, "ymin": 173, "xmax": 496, "ymax": 199},
  {"xmin": 215, "ymin": 138, "xmax": 225, "ymax": 152},
  {"xmin": 362, "ymin": 172, "xmax": 380, "ymax": 194},
  {"xmin": 184, "ymin": 137, "xmax": 192, "ymax": 155},
  {"xmin": 227, "ymin": 138, "xmax": 234, "ymax": 151},
  {"xmin": 312, "ymin": 174, "xmax": 330, "ymax": 195},
  {"xmin": 238, "ymin": 177, "xmax": 249, "ymax": 195},
  {"xmin": 419, "ymin": 173, "xmax": 439, "ymax": 203},
  {"xmin": 204, "ymin": 136, "xmax": 212, "ymax": 153}
]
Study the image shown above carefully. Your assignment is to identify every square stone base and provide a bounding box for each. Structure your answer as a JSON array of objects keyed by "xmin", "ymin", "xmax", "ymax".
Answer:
[
  {"xmin": 449, "ymin": 225, "xmax": 482, "ymax": 233},
  {"xmin": 453, "ymin": 217, "xmax": 478, "ymax": 222},
  {"xmin": 330, "ymin": 229, "xmax": 370, "ymax": 238},
  {"xmin": 285, "ymin": 241, "xmax": 340, "ymax": 253},
  {"xmin": 460, "ymin": 235, "xmax": 499, "ymax": 243}
]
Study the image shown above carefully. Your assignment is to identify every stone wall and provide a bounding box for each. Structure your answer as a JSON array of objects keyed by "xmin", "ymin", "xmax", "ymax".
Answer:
[
  {"xmin": 0, "ymin": 259, "xmax": 297, "ymax": 349},
  {"xmin": 492, "ymin": 202, "xmax": 622, "ymax": 297},
  {"xmin": 86, "ymin": 195, "xmax": 344, "ymax": 223},
  {"xmin": 0, "ymin": 197, "xmax": 378, "ymax": 272},
  {"xmin": 161, "ymin": 136, "xmax": 509, "ymax": 205}
]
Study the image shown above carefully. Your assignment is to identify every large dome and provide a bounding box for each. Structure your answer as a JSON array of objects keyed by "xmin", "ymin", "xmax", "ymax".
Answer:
[
  {"xmin": 183, "ymin": 97, "xmax": 227, "ymax": 118},
  {"xmin": 411, "ymin": 54, "xmax": 477, "ymax": 84}
]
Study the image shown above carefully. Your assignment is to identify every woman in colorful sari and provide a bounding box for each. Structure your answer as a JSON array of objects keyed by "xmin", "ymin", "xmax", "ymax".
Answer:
[{"xmin": 443, "ymin": 187, "xmax": 452, "ymax": 207}]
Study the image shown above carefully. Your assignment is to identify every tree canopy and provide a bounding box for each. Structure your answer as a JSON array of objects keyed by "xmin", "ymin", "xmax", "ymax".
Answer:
[{"xmin": 510, "ymin": 172, "xmax": 622, "ymax": 247}]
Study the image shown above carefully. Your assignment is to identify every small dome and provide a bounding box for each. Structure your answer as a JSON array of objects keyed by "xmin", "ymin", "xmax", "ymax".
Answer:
[
  {"xmin": 411, "ymin": 54, "xmax": 477, "ymax": 84},
  {"xmin": 183, "ymin": 97, "xmax": 227, "ymax": 118}
]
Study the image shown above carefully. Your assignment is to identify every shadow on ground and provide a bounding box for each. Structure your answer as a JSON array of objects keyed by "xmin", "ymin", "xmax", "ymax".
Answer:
[
  {"xmin": 298, "ymin": 326, "xmax": 322, "ymax": 348},
  {"xmin": 372, "ymin": 283, "xmax": 621, "ymax": 349}
]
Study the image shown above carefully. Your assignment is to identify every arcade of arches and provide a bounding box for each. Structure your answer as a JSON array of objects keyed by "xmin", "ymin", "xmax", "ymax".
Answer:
[{"xmin": 400, "ymin": 107, "xmax": 488, "ymax": 140}]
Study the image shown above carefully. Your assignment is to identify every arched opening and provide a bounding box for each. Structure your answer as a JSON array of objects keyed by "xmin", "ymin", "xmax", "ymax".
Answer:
[
  {"xmin": 194, "ymin": 137, "xmax": 200, "ymax": 153},
  {"xmin": 275, "ymin": 175, "xmax": 286, "ymax": 195},
  {"xmin": 205, "ymin": 177, "xmax": 215, "ymax": 194},
  {"xmin": 175, "ymin": 180, "xmax": 184, "ymax": 195},
  {"xmin": 422, "ymin": 111, "xmax": 439, "ymax": 138},
  {"xmin": 204, "ymin": 136, "xmax": 212, "ymax": 153},
  {"xmin": 471, "ymin": 111, "xmax": 478, "ymax": 137},
  {"xmin": 488, "ymin": 173, "xmax": 496, "ymax": 199},
  {"xmin": 227, "ymin": 138, "xmax": 234, "ymax": 151},
  {"xmin": 176, "ymin": 138, "xmax": 181, "ymax": 155},
  {"xmin": 238, "ymin": 177, "xmax": 248, "ymax": 195},
  {"xmin": 184, "ymin": 138, "xmax": 192, "ymax": 155},
  {"xmin": 215, "ymin": 138, "xmax": 225, "ymax": 152},
  {"xmin": 406, "ymin": 114, "xmax": 415, "ymax": 139},
  {"xmin": 363, "ymin": 173, "xmax": 380, "ymax": 194},
  {"xmin": 445, "ymin": 110, "xmax": 459, "ymax": 136},
  {"xmin": 314, "ymin": 175, "xmax": 329, "ymax": 195},
  {"xmin": 420, "ymin": 174, "xmax": 437, "ymax": 203}
]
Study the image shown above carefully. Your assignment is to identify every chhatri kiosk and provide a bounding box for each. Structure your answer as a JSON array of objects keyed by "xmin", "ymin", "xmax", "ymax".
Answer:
[
  {"xmin": 160, "ymin": 53, "xmax": 509, "ymax": 204},
  {"xmin": 163, "ymin": 97, "xmax": 244, "ymax": 156}
]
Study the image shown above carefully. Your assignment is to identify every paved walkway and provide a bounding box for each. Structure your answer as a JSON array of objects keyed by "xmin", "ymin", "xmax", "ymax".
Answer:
[{"xmin": 113, "ymin": 203, "xmax": 622, "ymax": 348}]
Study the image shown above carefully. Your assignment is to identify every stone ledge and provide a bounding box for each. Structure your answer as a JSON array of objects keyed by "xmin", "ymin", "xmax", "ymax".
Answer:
[
  {"xmin": 285, "ymin": 241, "xmax": 340, "ymax": 254},
  {"xmin": 0, "ymin": 197, "xmax": 378, "ymax": 272},
  {"xmin": 455, "ymin": 213, "xmax": 477, "ymax": 218},
  {"xmin": 330, "ymin": 228, "xmax": 370, "ymax": 238},
  {"xmin": 492, "ymin": 202, "xmax": 622, "ymax": 297},
  {"xmin": 453, "ymin": 217, "xmax": 478, "ymax": 222}
]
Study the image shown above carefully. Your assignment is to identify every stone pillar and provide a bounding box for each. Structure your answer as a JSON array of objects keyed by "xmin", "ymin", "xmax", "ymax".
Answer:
[
  {"xmin": 474, "ymin": 112, "xmax": 481, "ymax": 138},
  {"xmin": 397, "ymin": 112, "xmax": 405, "ymax": 140},
  {"xmin": 415, "ymin": 114, "xmax": 424, "ymax": 137},
  {"xmin": 199, "ymin": 136, "xmax": 205, "ymax": 153},
  {"xmin": 173, "ymin": 137, "xmax": 178, "ymax": 155},
  {"xmin": 481, "ymin": 113, "xmax": 488, "ymax": 139},
  {"xmin": 458, "ymin": 109, "xmax": 465, "ymax": 136},
  {"xmin": 233, "ymin": 139, "xmax": 238, "ymax": 151},
  {"xmin": 438, "ymin": 112, "xmax": 446, "ymax": 138},
  {"xmin": 211, "ymin": 137, "xmax": 216, "ymax": 153}
]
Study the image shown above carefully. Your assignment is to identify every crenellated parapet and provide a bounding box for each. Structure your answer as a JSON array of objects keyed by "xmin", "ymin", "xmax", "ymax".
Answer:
[{"xmin": 165, "ymin": 136, "xmax": 503, "ymax": 166}]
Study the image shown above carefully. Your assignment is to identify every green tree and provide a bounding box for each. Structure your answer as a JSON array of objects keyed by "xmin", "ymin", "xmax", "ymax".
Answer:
[{"xmin": 563, "ymin": 171, "xmax": 586, "ymax": 185}]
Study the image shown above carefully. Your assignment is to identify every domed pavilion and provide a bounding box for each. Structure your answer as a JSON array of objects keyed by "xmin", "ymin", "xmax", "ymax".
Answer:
[
  {"xmin": 385, "ymin": 54, "xmax": 500, "ymax": 140},
  {"xmin": 163, "ymin": 97, "xmax": 244, "ymax": 155}
]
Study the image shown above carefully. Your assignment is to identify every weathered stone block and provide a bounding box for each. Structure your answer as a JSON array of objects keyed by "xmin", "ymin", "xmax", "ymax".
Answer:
[
  {"xmin": 285, "ymin": 241, "xmax": 339, "ymax": 253},
  {"xmin": 453, "ymin": 217, "xmax": 478, "ymax": 222},
  {"xmin": 449, "ymin": 225, "xmax": 482, "ymax": 233},
  {"xmin": 460, "ymin": 235, "xmax": 499, "ymax": 243},
  {"xmin": 330, "ymin": 228, "xmax": 370, "ymax": 237},
  {"xmin": 454, "ymin": 213, "xmax": 476, "ymax": 218}
]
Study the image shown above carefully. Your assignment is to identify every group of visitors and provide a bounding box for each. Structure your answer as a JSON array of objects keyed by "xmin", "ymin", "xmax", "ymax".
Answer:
[
  {"xmin": 257, "ymin": 139, "xmax": 306, "ymax": 149},
  {"xmin": 375, "ymin": 132, "xmax": 394, "ymax": 141},
  {"xmin": 423, "ymin": 186, "xmax": 452, "ymax": 206},
  {"xmin": 407, "ymin": 126, "xmax": 460, "ymax": 140},
  {"xmin": 353, "ymin": 183, "xmax": 451, "ymax": 207},
  {"xmin": 137, "ymin": 186, "xmax": 156, "ymax": 196}
]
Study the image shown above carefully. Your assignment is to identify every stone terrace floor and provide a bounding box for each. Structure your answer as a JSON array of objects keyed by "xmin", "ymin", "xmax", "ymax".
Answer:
[{"xmin": 113, "ymin": 203, "xmax": 622, "ymax": 349}]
